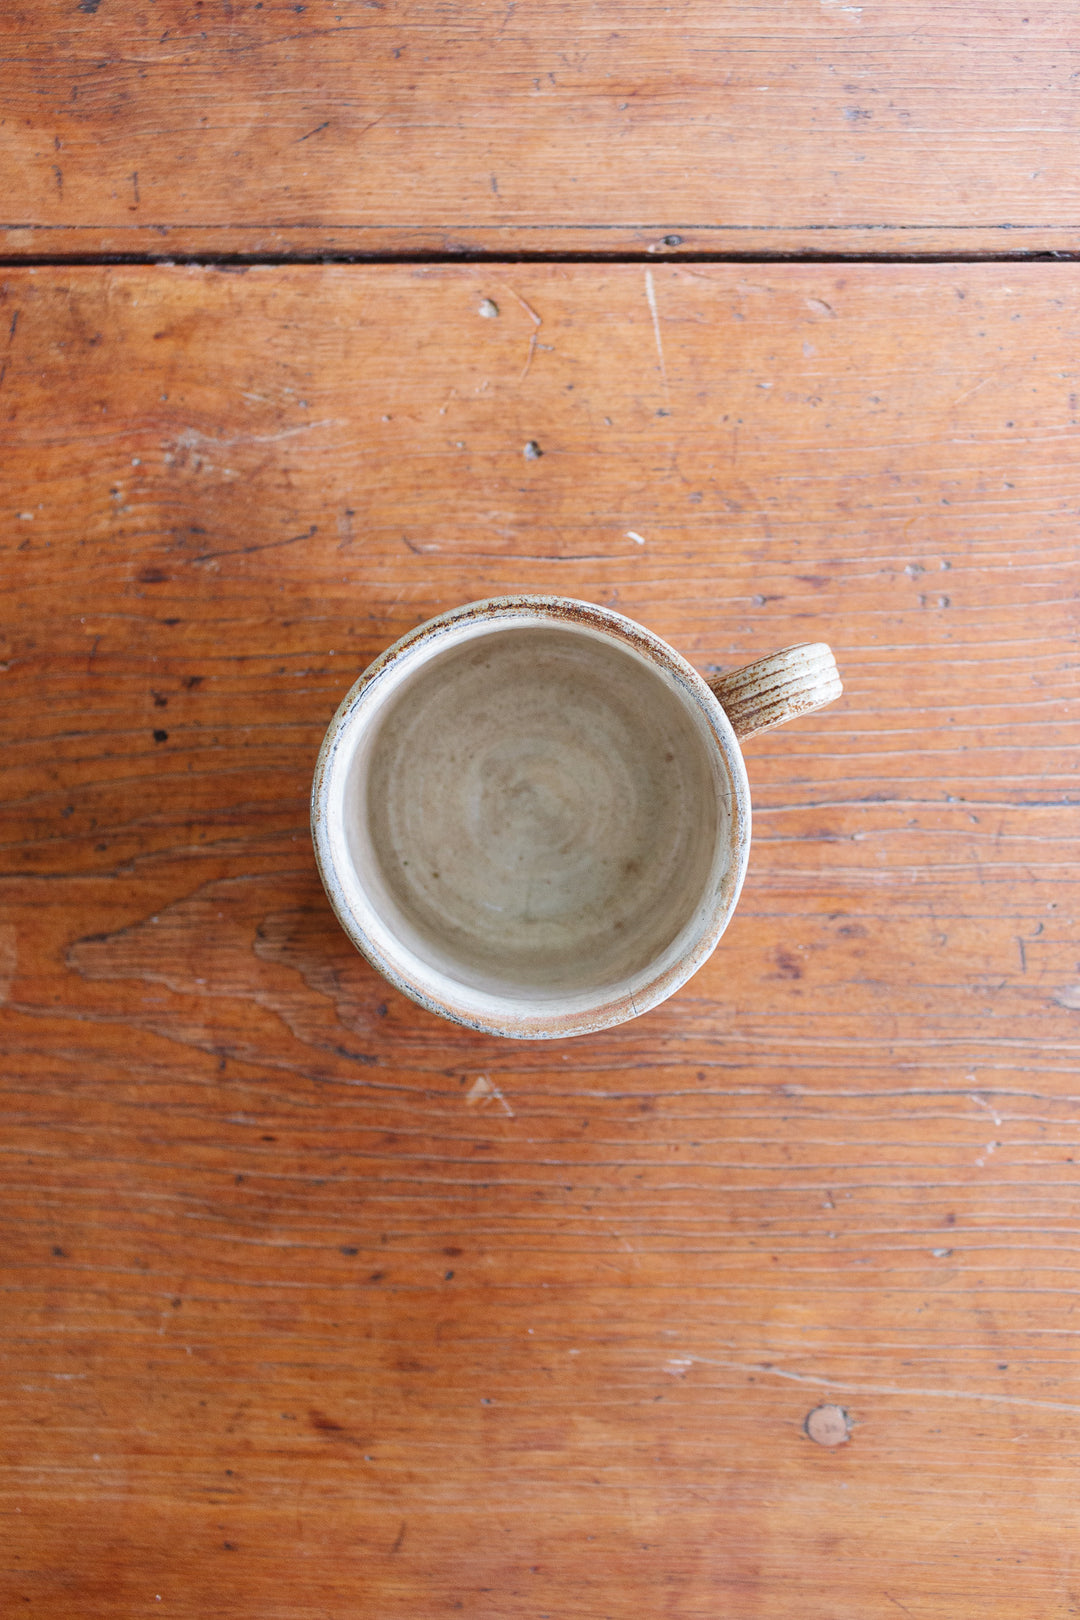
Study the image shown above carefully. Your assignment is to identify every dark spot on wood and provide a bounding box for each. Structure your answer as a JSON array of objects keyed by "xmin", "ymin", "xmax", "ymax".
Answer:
[
  {"xmin": 443, "ymin": 1245, "xmax": 462, "ymax": 1256},
  {"xmin": 138, "ymin": 566, "xmax": 168, "ymax": 584},
  {"xmin": 775, "ymin": 948, "xmax": 803, "ymax": 979},
  {"xmin": 340, "ymin": 1245, "xmax": 359, "ymax": 1255},
  {"xmin": 332, "ymin": 1044, "xmax": 377, "ymax": 1065},
  {"xmin": 183, "ymin": 674, "xmax": 203, "ymax": 689},
  {"xmin": 152, "ymin": 728, "xmax": 168, "ymax": 743},
  {"xmin": 309, "ymin": 1410, "xmax": 345, "ymax": 1432},
  {"xmin": 52, "ymin": 1246, "xmax": 65, "ymax": 1257},
  {"xmin": 77, "ymin": 0, "xmax": 102, "ymax": 12}
]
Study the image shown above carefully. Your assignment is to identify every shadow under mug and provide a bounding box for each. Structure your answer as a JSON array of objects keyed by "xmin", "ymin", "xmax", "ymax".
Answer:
[{"xmin": 312, "ymin": 596, "xmax": 841, "ymax": 1039}]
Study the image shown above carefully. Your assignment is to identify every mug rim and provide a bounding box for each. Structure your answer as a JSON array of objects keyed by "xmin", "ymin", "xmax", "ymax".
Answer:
[{"xmin": 311, "ymin": 595, "xmax": 752, "ymax": 1039}]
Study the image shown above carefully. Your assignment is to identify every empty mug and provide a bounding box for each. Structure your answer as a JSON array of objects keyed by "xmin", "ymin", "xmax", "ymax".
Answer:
[{"xmin": 311, "ymin": 595, "xmax": 841, "ymax": 1038}]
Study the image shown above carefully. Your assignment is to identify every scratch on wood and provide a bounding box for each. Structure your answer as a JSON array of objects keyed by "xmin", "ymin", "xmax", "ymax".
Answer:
[
  {"xmin": 949, "ymin": 375, "xmax": 995, "ymax": 410},
  {"xmin": 192, "ymin": 524, "xmax": 317, "ymax": 565},
  {"xmin": 507, "ymin": 286, "xmax": 542, "ymax": 380},
  {"xmin": 171, "ymin": 420, "xmax": 342, "ymax": 449},
  {"xmin": 466, "ymin": 1075, "xmax": 514, "ymax": 1116},
  {"xmin": 302, "ymin": 111, "xmax": 384, "ymax": 146},
  {"xmin": 684, "ymin": 1355, "xmax": 1080, "ymax": 1415},
  {"xmin": 969, "ymin": 1092, "xmax": 1004, "ymax": 1126},
  {"xmin": 644, "ymin": 268, "xmax": 668, "ymax": 397}
]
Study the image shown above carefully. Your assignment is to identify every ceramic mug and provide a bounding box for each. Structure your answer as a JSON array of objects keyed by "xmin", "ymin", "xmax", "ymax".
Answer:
[{"xmin": 311, "ymin": 596, "xmax": 841, "ymax": 1039}]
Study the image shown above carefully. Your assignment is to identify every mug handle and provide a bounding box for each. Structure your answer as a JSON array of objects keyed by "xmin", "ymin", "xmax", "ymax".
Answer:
[{"xmin": 709, "ymin": 643, "xmax": 842, "ymax": 741}]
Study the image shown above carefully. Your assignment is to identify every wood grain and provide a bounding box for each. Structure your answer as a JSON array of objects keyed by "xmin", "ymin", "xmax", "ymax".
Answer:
[
  {"xmin": 1, "ymin": 263, "xmax": 1079, "ymax": 1615},
  {"xmin": 3, "ymin": 1, "xmax": 1080, "ymax": 259}
]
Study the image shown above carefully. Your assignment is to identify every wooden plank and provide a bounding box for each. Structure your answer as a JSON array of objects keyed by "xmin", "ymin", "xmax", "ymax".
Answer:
[
  {"xmin": 1, "ymin": 262, "xmax": 1078, "ymax": 1615},
  {"xmin": 3, "ymin": 2, "xmax": 1080, "ymax": 259}
]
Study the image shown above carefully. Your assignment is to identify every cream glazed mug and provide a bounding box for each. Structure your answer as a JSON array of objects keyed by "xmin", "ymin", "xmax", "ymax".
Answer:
[{"xmin": 311, "ymin": 596, "xmax": 841, "ymax": 1039}]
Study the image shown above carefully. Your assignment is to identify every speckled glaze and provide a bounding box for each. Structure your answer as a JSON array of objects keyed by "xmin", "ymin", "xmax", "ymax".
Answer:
[{"xmin": 311, "ymin": 597, "xmax": 841, "ymax": 1039}]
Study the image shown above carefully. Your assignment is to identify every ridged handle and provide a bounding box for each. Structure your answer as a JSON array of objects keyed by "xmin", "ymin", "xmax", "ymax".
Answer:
[{"xmin": 709, "ymin": 643, "xmax": 842, "ymax": 741}]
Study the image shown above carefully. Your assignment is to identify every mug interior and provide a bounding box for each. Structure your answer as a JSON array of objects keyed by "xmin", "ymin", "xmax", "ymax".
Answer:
[{"xmin": 314, "ymin": 604, "xmax": 747, "ymax": 1037}]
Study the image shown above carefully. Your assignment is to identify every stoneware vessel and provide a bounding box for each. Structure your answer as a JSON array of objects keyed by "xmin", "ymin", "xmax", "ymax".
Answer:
[{"xmin": 311, "ymin": 596, "xmax": 841, "ymax": 1039}]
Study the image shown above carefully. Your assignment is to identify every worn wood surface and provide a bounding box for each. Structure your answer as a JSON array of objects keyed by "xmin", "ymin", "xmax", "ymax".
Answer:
[
  {"xmin": 2, "ymin": 263, "xmax": 1079, "ymax": 1615},
  {"xmin": 3, "ymin": 1, "xmax": 1080, "ymax": 260}
]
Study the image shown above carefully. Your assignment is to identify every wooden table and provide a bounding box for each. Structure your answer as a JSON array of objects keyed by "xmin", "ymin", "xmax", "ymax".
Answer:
[{"xmin": 2, "ymin": 7, "xmax": 1078, "ymax": 1616}]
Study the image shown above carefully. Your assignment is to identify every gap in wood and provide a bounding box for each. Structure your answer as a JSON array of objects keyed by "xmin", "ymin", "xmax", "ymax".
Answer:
[{"xmin": 0, "ymin": 250, "xmax": 1078, "ymax": 268}]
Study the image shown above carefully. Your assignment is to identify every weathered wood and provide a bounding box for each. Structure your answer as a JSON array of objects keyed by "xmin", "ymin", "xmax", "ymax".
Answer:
[
  {"xmin": 1, "ymin": 263, "xmax": 1078, "ymax": 1615},
  {"xmin": 3, "ymin": 2, "xmax": 1080, "ymax": 259}
]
